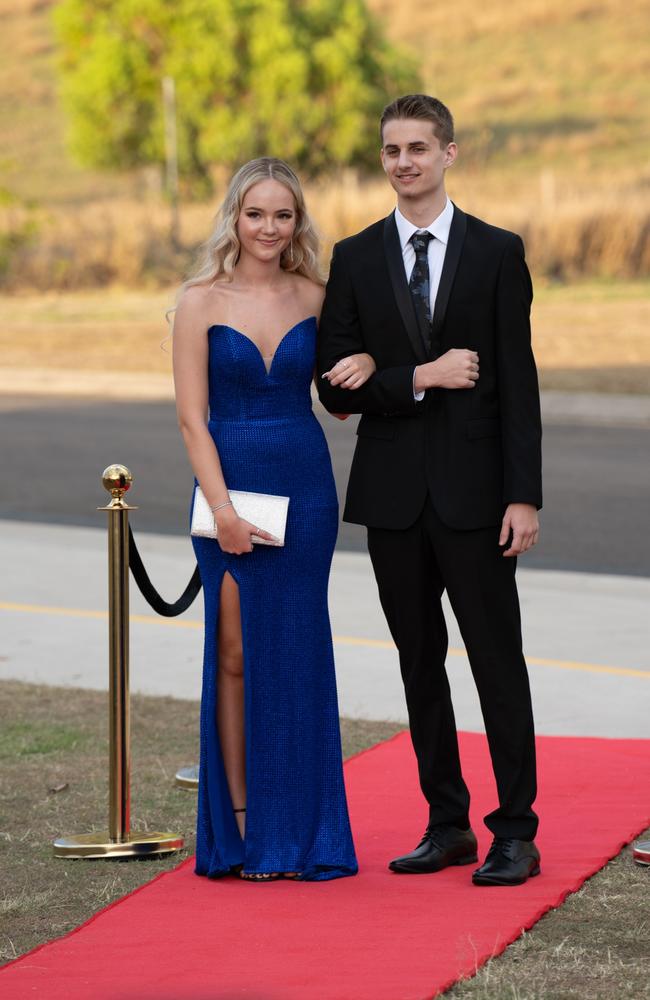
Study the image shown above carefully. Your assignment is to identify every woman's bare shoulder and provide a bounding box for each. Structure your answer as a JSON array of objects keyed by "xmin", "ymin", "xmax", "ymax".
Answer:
[
  {"xmin": 292, "ymin": 274, "xmax": 325, "ymax": 318},
  {"xmin": 175, "ymin": 282, "xmax": 228, "ymax": 329},
  {"xmin": 176, "ymin": 282, "xmax": 214, "ymax": 314}
]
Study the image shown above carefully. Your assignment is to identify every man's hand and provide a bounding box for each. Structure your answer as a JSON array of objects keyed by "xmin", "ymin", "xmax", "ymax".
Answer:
[
  {"xmin": 499, "ymin": 503, "xmax": 539, "ymax": 557},
  {"xmin": 322, "ymin": 353, "xmax": 376, "ymax": 389},
  {"xmin": 414, "ymin": 349, "xmax": 479, "ymax": 393}
]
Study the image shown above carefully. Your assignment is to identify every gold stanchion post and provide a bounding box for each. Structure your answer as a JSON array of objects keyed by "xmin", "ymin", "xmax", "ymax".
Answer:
[
  {"xmin": 633, "ymin": 841, "xmax": 650, "ymax": 866},
  {"xmin": 175, "ymin": 764, "xmax": 199, "ymax": 790},
  {"xmin": 53, "ymin": 465, "xmax": 185, "ymax": 858}
]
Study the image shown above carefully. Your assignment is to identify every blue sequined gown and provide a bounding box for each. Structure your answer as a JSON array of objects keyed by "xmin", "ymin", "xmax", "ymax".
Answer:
[{"xmin": 191, "ymin": 316, "xmax": 358, "ymax": 881}]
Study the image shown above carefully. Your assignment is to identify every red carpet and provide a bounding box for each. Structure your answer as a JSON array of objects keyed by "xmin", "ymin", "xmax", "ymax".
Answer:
[{"xmin": 3, "ymin": 732, "xmax": 649, "ymax": 1000}]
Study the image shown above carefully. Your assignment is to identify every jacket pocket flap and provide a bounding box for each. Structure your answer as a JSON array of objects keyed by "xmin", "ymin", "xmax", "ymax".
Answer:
[
  {"xmin": 356, "ymin": 417, "xmax": 397, "ymax": 441},
  {"xmin": 466, "ymin": 418, "xmax": 500, "ymax": 440}
]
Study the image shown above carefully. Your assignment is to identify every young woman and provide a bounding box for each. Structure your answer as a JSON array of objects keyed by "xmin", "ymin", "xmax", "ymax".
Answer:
[{"xmin": 173, "ymin": 158, "xmax": 371, "ymax": 881}]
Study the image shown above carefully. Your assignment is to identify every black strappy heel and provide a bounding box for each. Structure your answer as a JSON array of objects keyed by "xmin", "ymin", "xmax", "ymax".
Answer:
[
  {"xmin": 232, "ymin": 808, "xmax": 300, "ymax": 880},
  {"xmin": 229, "ymin": 808, "xmax": 247, "ymax": 876}
]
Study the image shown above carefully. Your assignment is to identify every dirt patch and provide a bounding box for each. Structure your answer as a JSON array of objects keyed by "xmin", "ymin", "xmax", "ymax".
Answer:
[
  {"xmin": 1, "ymin": 285, "xmax": 649, "ymax": 395},
  {"xmin": 539, "ymin": 366, "xmax": 650, "ymax": 394}
]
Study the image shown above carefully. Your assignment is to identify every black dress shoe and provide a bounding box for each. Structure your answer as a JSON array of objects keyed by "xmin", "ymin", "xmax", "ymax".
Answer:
[
  {"xmin": 472, "ymin": 837, "xmax": 541, "ymax": 886},
  {"xmin": 389, "ymin": 824, "xmax": 478, "ymax": 874}
]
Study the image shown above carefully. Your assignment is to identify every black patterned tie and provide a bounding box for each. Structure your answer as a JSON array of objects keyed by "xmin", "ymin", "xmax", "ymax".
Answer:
[{"xmin": 409, "ymin": 231, "xmax": 433, "ymax": 353}]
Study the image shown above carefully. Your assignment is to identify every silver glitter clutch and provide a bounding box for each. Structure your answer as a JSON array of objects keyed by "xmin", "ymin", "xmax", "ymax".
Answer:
[{"xmin": 191, "ymin": 486, "xmax": 289, "ymax": 546}]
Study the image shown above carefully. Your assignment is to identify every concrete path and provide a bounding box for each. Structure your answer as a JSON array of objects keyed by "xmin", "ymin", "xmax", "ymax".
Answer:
[{"xmin": 1, "ymin": 520, "xmax": 648, "ymax": 738}]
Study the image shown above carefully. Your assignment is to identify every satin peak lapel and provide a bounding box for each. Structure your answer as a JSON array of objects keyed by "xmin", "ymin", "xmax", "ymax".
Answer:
[
  {"xmin": 383, "ymin": 213, "xmax": 428, "ymax": 363},
  {"xmin": 430, "ymin": 205, "xmax": 467, "ymax": 355}
]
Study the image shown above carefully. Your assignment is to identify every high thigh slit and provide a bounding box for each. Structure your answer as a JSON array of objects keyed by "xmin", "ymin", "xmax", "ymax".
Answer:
[
  {"xmin": 191, "ymin": 317, "xmax": 358, "ymax": 881},
  {"xmin": 216, "ymin": 571, "xmax": 246, "ymax": 832}
]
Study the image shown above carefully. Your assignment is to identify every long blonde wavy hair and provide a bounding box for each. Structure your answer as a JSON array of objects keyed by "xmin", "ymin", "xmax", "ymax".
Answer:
[{"xmin": 184, "ymin": 157, "xmax": 323, "ymax": 290}]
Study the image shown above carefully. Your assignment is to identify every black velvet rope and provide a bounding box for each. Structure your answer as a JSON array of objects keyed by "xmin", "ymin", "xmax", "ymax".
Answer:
[{"xmin": 128, "ymin": 526, "xmax": 202, "ymax": 617}]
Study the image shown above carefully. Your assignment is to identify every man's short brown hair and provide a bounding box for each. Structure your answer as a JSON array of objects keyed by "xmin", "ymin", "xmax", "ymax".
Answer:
[{"xmin": 380, "ymin": 95, "xmax": 455, "ymax": 147}]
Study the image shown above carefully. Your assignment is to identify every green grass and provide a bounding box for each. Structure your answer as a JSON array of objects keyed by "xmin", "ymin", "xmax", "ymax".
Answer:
[{"xmin": 0, "ymin": 721, "xmax": 88, "ymax": 758}]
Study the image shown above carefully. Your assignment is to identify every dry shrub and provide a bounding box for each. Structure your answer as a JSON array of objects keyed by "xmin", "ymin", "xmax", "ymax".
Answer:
[
  {"xmin": 1, "ymin": 174, "xmax": 649, "ymax": 291},
  {"xmin": 519, "ymin": 209, "xmax": 650, "ymax": 281},
  {"xmin": 0, "ymin": 200, "xmax": 189, "ymax": 291}
]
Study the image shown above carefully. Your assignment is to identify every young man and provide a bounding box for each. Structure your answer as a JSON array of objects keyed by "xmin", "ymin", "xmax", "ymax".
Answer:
[{"xmin": 317, "ymin": 95, "xmax": 542, "ymax": 886}]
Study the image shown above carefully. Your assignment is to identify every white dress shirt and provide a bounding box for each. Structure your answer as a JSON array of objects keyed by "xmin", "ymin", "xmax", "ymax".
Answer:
[{"xmin": 394, "ymin": 199, "xmax": 454, "ymax": 400}]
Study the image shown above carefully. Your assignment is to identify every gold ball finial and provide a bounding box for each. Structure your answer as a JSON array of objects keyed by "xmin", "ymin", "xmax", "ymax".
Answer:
[{"xmin": 102, "ymin": 464, "xmax": 133, "ymax": 501}]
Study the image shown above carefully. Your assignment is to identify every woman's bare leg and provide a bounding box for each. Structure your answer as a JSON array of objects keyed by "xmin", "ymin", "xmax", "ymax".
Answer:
[
  {"xmin": 217, "ymin": 572, "xmax": 246, "ymax": 838},
  {"xmin": 217, "ymin": 572, "xmax": 298, "ymax": 879}
]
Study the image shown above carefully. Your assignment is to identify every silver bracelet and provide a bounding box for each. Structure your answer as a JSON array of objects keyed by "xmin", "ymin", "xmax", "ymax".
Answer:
[{"xmin": 210, "ymin": 499, "xmax": 233, "ymax": 512}]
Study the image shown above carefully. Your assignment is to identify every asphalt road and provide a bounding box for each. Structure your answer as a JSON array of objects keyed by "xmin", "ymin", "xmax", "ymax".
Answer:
[{"xmin": 1, "ymin": 394, "xmax": 649, "ymax": 577}]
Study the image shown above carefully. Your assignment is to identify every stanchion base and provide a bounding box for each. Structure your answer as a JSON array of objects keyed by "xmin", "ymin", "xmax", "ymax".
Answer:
[
  {"xmin": 53, "ymin": 831, "xmax": 185, "ymax": 859},
  {"xmin": 175, "ymin": 764, "xmax": 199, "ymax": 789},
  {"xmin": 633, "ymin": 841, "xmax": 650, "ymax": 866}
]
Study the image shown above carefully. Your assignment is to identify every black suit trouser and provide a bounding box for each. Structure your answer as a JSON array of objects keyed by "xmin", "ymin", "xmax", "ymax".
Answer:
[{"xmin": 367, "ymin": 497, "xmax": 538, "ymax": 841}]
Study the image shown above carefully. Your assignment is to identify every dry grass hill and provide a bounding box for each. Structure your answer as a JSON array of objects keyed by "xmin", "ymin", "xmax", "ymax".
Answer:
[
  {"xmin": 1, "ymin": 0, "xmax": 649, "ymax": 292},
  {"xmin": 373, "ymin": 0, "xmax": 650, "ymax": 173},
  {"xmin": 2, "ymin": 0, "xmax": 649, "ymax": 202}
]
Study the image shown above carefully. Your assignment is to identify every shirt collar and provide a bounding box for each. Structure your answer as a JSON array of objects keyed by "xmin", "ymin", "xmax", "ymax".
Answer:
[{"xmin": 394, "ymin": 198, "xmax": 454, "ymax": 251}]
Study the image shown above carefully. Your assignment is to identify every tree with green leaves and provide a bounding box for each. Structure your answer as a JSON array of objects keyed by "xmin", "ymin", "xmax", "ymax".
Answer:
[{"xmin": 55, "ymin": 0, "xmax": 419, "ymax": 193}]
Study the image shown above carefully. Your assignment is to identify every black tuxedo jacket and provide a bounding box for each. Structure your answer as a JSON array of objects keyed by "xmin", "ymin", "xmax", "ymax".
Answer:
[{"xmin": 317, "ymin": 205, "xmax": 542, "ymax": 530}]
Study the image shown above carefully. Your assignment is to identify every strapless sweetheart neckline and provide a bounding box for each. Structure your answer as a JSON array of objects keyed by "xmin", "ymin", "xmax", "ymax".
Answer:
[{"xmin": 208, "ymin": 316, "xmax": 316, "ymax": 378}]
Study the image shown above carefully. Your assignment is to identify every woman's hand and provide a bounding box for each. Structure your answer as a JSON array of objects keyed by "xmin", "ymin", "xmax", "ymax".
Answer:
[
  {"xmin": 215, "ymin": 508, "xmax": 278, "ymax": 553},
  {"xmin": 322, "ymin": 353, "xmax": 376, "ymax": 390}
]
